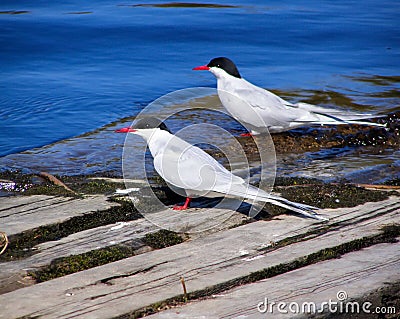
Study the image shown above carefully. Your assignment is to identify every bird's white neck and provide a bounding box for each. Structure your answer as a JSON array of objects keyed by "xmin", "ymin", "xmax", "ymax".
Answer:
[
  {"xmin": 210, "ymin": 67, "xmax": 243, "ymax": 92},
  {"xmin": 131, "ymin": 128, "xmax": 171, "ymax": 157}
]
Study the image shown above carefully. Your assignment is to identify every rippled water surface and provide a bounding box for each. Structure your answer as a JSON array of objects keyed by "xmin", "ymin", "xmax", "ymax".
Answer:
[{"xmin": 0, "ymin": 0, "xmax": 399, "ymax": 182}]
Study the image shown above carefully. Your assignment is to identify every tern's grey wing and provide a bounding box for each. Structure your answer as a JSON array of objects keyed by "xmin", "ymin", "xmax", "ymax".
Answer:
[
  {"xmin": 235, "ymin": 80, "xmax": 294, "ymax": 111},
  {"xmin": 153, "ymin": 141, "xmax": 243, "ymax": 194},
  {"xmin": 222, "ymin": 88, "xmax": 307, "ymax": 130}
]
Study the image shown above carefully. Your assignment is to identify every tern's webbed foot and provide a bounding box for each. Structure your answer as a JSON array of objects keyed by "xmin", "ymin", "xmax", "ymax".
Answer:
[
  {"xmin": 172, "ymin": 205, "xmax": 188, "ymax": 210},
  {"xmin": 172, "ymin": 197, "xmax": 191, "ymax": 210}
]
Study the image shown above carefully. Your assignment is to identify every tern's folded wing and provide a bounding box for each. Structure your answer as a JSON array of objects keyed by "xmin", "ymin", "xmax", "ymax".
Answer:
[{"xmin": 153, "ymin": 143, "xmax": 243, "ymax": 193}]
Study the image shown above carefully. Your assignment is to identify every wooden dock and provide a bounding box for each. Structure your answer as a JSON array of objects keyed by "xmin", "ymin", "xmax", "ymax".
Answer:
[{"xmin": 0, "ymin": 188, "xmax": 399, "ymax": 318}]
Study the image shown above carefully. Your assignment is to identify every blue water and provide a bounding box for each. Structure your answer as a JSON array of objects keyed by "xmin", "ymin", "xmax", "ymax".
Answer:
[{"xmin": 0, "ymin": 0, "xmax": 399, "ymax": 178}]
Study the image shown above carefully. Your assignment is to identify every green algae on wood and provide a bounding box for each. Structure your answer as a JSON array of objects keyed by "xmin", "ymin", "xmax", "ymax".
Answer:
[
  {"xmin": 0, "ymin": 198, "xmax": 141, "ymax": 261},
  {"xmin": 143, "ymin": 229, "xmax": 186, "ymax": 249},
  {"xmin": 28, "ymin": 230, "xmax": 186, "ymax": 282},
  {"xmin": 30, "ymin": 245, "xmax": 140, "ymax": 283}
]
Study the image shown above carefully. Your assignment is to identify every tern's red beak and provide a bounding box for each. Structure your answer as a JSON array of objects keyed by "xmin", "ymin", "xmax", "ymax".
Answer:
[
  {"xmin": 115, "ymin": 127, "xmax": 136, "ymax": 133},
  {"xmin": 192, "ymin": 65, "xmax": 210, "ymax": 71}
]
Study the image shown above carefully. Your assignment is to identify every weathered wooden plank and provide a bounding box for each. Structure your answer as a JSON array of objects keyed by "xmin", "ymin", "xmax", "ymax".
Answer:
[
  {"xmin": 149, "ymin": 240, "xmax": 400, "ymax": 318},
  {"xmin": 0, "ymin": 195, "xmax": 71, "ymax": 218},
  {"xmin": 0, "ymin": 196, "xmax": 397, "ymax": 319},
  {"xmin": 0, "ymin": 195, "xmax": 119, "ymax": 236},
  {"xmin": 0, "ymin": 194, "xmax": 55, "ymax": 211},
  {"xmin": 0, "ymin": 207, "xmax": 248, "ymax": 294},
  {"xmin": 0, "ymin": 218, "xmax": 152, "ymax": 294}
]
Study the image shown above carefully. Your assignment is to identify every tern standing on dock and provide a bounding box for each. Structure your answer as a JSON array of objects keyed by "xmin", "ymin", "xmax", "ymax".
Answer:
[{"xmin": 116, "ymin": 117, "xmax": 327, "ymax": 220}]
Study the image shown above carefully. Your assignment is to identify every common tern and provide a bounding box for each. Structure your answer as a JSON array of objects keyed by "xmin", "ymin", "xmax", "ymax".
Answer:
[
  {"xmin": 193, "ymin": 57, "xmax": 386, "ymax": 135},
  {"xmin": 116, "ymin": 117, "xmax": 327, "ymax": 220}
]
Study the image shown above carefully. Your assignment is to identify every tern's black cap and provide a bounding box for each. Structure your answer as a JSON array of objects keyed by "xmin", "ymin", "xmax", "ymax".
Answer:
[
  {"xmin": 207, "ymin": 57, "xmax": 241, "ymax": 78},
  {"xmin": 133, "ymin": 117, "xmax": 171, "ymax": 133}
]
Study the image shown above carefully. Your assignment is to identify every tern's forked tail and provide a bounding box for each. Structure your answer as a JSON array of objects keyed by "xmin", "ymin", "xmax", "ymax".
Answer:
[{"xmin": 226, "ymin": 184, "xmax": 328, "ymax": 221}]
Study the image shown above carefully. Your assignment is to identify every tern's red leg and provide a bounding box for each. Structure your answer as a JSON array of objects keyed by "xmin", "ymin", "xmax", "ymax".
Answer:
[
  {"xmin": 240, "ymin": 132, "xmax": 253, "ymax": 137},
  {"xmin": 173, "ymin": 197, "xmax": 191, "ymax": 210}
]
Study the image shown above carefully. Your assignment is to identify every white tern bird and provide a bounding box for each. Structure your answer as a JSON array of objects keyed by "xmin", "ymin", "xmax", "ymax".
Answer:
[
  {"xmin": 193, "ymin": 57, "xmax": 385, "ymax": 135},
  {"xmin": 116, "ymin": 117, "xmax": 327, "ymax": 220}
]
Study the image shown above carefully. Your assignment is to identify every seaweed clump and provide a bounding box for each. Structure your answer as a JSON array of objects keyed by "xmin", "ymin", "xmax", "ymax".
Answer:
[
  {"xmin": 0, "ymin": 170, "xmax": 125, "ymax": 197},
  {"xmin": 383, "ymin": 178, "xmax": 400, "ymax": 187},
  {"xmin": 30, "ymin": 245, "xmax": 139, "ymax": 282},
  {"xmin": 279, "ymin": 183, "xmax": 390, "ymax": 209},
  {"xmin": 143, "ymin": 229, "xmax": 186, "ymax": 249},
  {"xmin": 257, "ymin": 181, "xmax": 391, "ymax": 219}
]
